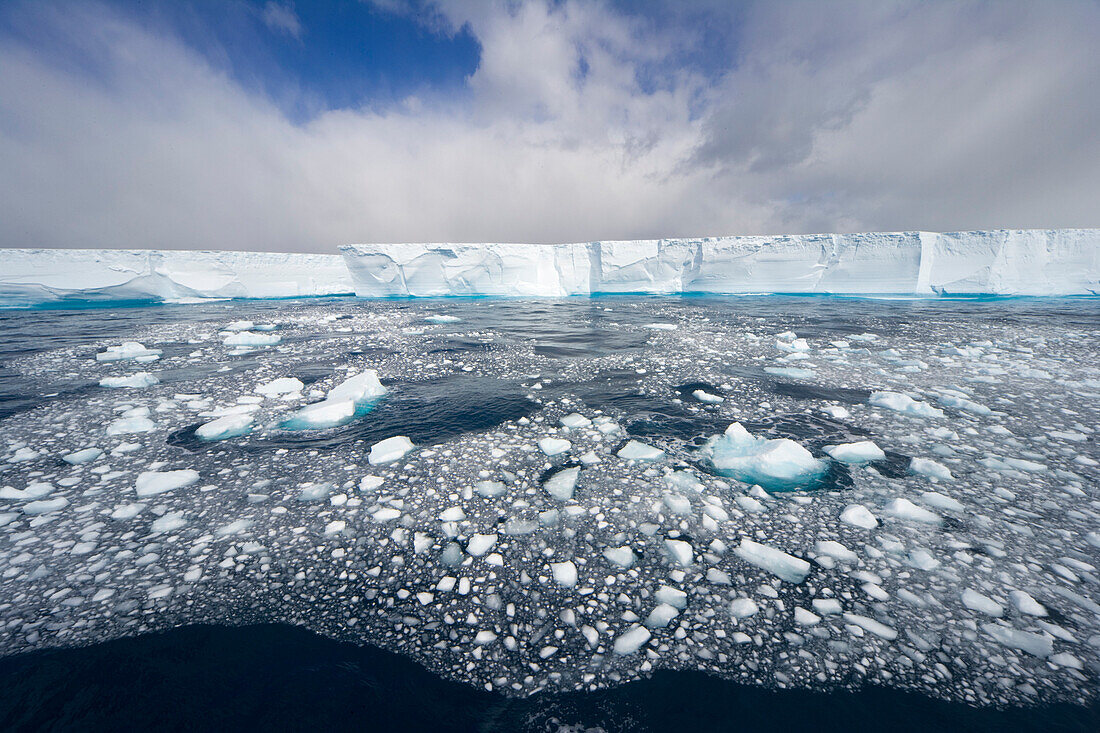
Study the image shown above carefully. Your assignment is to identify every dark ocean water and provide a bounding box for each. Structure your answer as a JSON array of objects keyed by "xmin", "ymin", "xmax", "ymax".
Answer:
[{"xmin": 1, "ymin": 295, "xmax": 1098, "ymax": 732}]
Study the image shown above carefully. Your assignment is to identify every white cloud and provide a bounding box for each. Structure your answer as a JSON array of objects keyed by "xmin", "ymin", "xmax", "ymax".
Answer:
[
  {"xmin": 261, "ymin": 2, "xmax": 302, "ymax": 39},
  {"xmin": 0, "ymin": 0, "xmax": 1097, "ymax": 253}
]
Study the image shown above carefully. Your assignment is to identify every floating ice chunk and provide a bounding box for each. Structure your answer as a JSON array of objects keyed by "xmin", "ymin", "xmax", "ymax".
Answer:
[
  {"xmin": 424, "ymin": 315, "xmax": 461, "ymax": 323},
  {"xmin": 62, "ymin": 447, "xmax": 102, "ymax": 464},
  {"xmin": 327, "ymin": 370, "xmax": 387, "ymax": 404},
  {"xmin": 359, "ymin": 475, "xmax": 384, "ymax": 492},
  {"xmin": 603, "ymin": 546, "xmax": 635, "ymax": 569},
  {"xmin": 223, "ymin": 331, "xmax": 281, "ymax": 346},
  {"xmin": 110, "ymin": 503, "xmax": 145, "ymax": 520},
  {"xmin": 368, "ymin": 436, "xmax": 414, "ymax": 465},
  {"xmin": 822, "ymin": 405, "xmax": 850, "ymax": 419},
  {"xmin": 255, "ymin": 377, "xmax": 304, "ymax": 396},
  {"xmin": 616, "ymin": 440, "xmax": 664, "ymax": 462},
  {"xmin": 908, "ymin": 548, "xmax": 941, "ymax": 571},
  {"xmin": 813, "ymin": 598, "xmax": 843, "ymax": 615},
  {"xmin": 135, "ymin": 469, "xmax": 199, "ymax": 498},
  {"xmin": 475, "ymin": 480, "xmax": 506, "ymax": 498},
  {"xmin": 23, "ymin": 497, "xmax": 68, "ymax": 515},
  {"xmin": 909, "ymin": 457, "xmax": 953, "ymax": 481},
  {"xmin": 815, "ymin": 540, "xmax": 857, "ymax": 563},
  {"xmin": 0, "ymin": 513, "xmax": 18, "ymax": 526},
  {"xmin": 692, "ymin": 389, "xmax": 724, "ymax": 404},
  {"xmin": 612, "ymin": 625, "xmax": 651, "ymax": 655},
  {"xmin": 662, "ymin": 493, "xmax": 692, "ymax": 516},
  {"xmin": 645, "ymin": 604, "xmax": 680, "ymax": 629},
  {"xmin": 938, "ymin": 393, "xmax": 991, "ymax": 415},
  {"xmin": 794, "ymin": 607, "xmax": 821, "ymax": 626},
  {"xmin": 559, "ymin": 413, "xmax": 591, "ymax": 428},
  {"xmin": 7, "ymin": 447, "xmax": 39, "ymax": 462},
  {"xmin": 106, "ymin": 416, "xmax": 155, "ymax": 435},
  {"xmin": 734, "ymin": 539, "xmax": 810, "ymax": 583},
  {"xmin": 216, "ymin": 519, "xmax": 253, "ymax": 537},
  {"xmin": 666, "ymin": 470, "xmax": 703, "ymax": 493},
  {"xmin": 869, "ymin": 391, "xmax": 944, "ymax": 418},
  {"xmin": 644, "ymin": 323, "xmax": 677, "ymax": 331},
  {"xmin": 824, "ymin": 440, "xmax": 885, "ymax": 463},
  {"xmin": 0, "ymin": 482, "xmax": 54, "ymax": 500},
  {"xmin": 99, "ymin": 372, "xmax": 159, "ymax": 389},
  {"xmin": 655, "ymin": 585, "xmax": 688, "ymax": 610},
  {"xmin": 729, "ymin": 598, "xmax": 760, "ymax": 619},
  {"xmin": 961, "ymin": 589, "xmax": 1004, "ymax": 617},
  {"xmin": 550, "ymin": 560, "xmax": 578, "ymax": 588},
  {"xmin": 96, "ymin": 342, "xmax": 162, "ymax": 362},
  {"xmin": 283, "ymin": 371, "xmax": 386, "ymax": 430},
  {"xmin": 704, "ymin": 423, "xmax": 825, "ymax": 490},
  {"xmin": 224, "ymin": 320, "xmax": 254, "ymax": 331},
  {"xmin": 920, "ymin": 491, "xmax": 964, "ymax": 512},
  {"xmin": 840, "ymin": 504, "xmax": 878, "ymax": 529},
  {"xmin": 152, "ymin": 512, "xmax": 188, "ymax": 533},
  {"xmin": 195, "ymin": 413, "xmax": 254, "ymax": 441},
  {"xmin": 1009, "ymin": 590, "xmax": 1048, "ymax": 617},
  {"xmin": 544, "ymin": 467, "xmax": 580, "ymax": 501},
  {"xmin": 467, "ymin": 534, "xmax": 498, "ymax": 557},
  {"xmin": 884, "ymin": 498, "xmax": 941, "ymax": 524},
  {"xmin": 763, "ymin": 367, "xmax": 815, "ymax": 379},
  {"xmin": 439, "ymin": 506, "xmax": 466, "ymax": 522},
  {"xmin": 842, "ymin": 613, "xmax": 897, "ymax": 640},
  {"xmin": 538, "ymin": 437, "xmax": 572, "ymax": 456},
  {"xmin": 284, "ymin": 399, "xmax": 356, "ymax": 429},
  {"xmin": 372, "ymin": 507, "xmax": 401, "ymax": 522},
  {"xmin": 982, "ymin": 623, "xmax": 1052, "ymax": 657},
  {"xmin": 663, "ymin": 539, "xmax": 694, "ymax": 567},
  {"xmin": 473, "ymin": 630, "xmax": 497, "ymax": 645}
]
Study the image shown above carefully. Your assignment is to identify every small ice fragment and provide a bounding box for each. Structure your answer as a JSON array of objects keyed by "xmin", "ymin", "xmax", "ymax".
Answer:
[
  {"xmin": 424, "ymin": 315, "xmax": 461, "ymax": 324},
  {"xmin": 368, "ymin": 436, "xmax": 414, "ymax": 465},
  {"xmin": 612, "ymin": 625, "xmax": 651, "ymax": 655},
  {"xmin": 730, "ymin": 598, "xmax": 759, "ymax": 619},
  {"xmin": 884, "ymin": 498, "xmax": 942, "ymax": 524},
  {"xmin": 439, "ymin": 506, "xmax": 466, "ymax": 522},
  {"xmin": 812, "ymin": 598, "xmax": 843, "ymax": 615},
  {"xmin": 824, "ymin": 441, "xmax": 885, "ymax": 464},
  {"xmin": 734, "ymin": 539, "xmax": 810, "ymax": 583},
  {"xmin": 559, "ymin": 413, "xmax": 592, "ymax": 428},
  {"xmin": 842, "ymin": 613, "xmax": 897, "ymax": 640},
  {"xmin": 195, "ymin": 413, "xmax": 254, "ymax": 441},
  {"xmin": 1009, "ymin": 590, "xmax": 1048, "ymax": 617},
  {"xmin": 62, "ymin": 448, "xmax": 102, "ymax": 465},
  {"xmin": 23, "ymin": 497, "xmax": 69, "ymax": 515},
  {"xmin": 106, "ymin": 416, "xmax": 155, "ymax": 435},
  {"xmin": 794, "ymin": 607, "xmax": 821, "ymax": 626},
  {"xmin": 616, "ymin": 440, "xmax": 664, "ymax": 462},
  {"xmin": 869, "ymin": 391, "xmax": 944, "ymax": 418},
  {"xmin": 645, "ymin": 604, "xmax": 680, "ymax": 629},
  {"xmin": 95, "ymin": 342, "xmax": 162, "ymax": 362},
  {"xmin": 840, "ymin": 504, "xmax": 878, "ymax": 529},
  {"xmin": 909, "ymin": 457, "xmax": 953, "ymax": 481},
  {"xmin": 255, "ymin": 377, "xmax": 304, "ymax": 396},
  {"xmin": 135, "ymin": 469, "xmax": 199, "ymax": 498},
  {"xmin": 815, "ymin": 540, "xmax": 857, "ymax": 563},
  {"xmin": 920, "ymin": 491, "xmax": 963, "ymax": 512},
  {"xmin": 223, "ymin": 332, "xmax": 280, "ymax": 346},
  {"xmin": 550, "ymin": 560, "xmax": 578, "ymax": 588},
  {"xmin": 603, "ymin": 546, "xmax": 635, "ymax": 568},
  {"xmin": 475, "ymin": 480, "xmax": 506, "ymax": 498},
  {"xmin": 961, "ymin": 588, "xmax": 1004, "ymax": 617},
  {"xmin": 99, "ymin": 372, "xmax": 159, "ymax": 389},
  {"xmin": 538, "ymin": 437, "xmax": 572, "ymax": 456},
  {"xmin": 466, "ymin": 534, "xmax": 498, "ymax": 557},
  {"xmin": 544, "ymin": 467, "xmax": 580, "ymax": 501},
  {"xmin": 982, "ymin": 623, "xmax": 1052, "ymax": 657},
  {"xmin": 662, "ymin": 539, "xmax": 694, "ymax": 567},
  {"xmin": 655, "ymin": 585, "xmax": 688, "ymax": 610},
  {"xmin": 692, "ymin": 389, "xmax": 724, "ymax": 404}
]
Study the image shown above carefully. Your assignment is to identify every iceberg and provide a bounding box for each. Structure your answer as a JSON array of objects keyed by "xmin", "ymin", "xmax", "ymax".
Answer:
[
  {"xmin": 703, "ymin": 423, "xmax": 826, "ymax": 490},
  {"xmin": 340, "ymin": 229, "xmax": 1100, "ymax": 297},
  {"xmin": 0, "ymin": 249, "xmax": 352, "ymax": 305}
]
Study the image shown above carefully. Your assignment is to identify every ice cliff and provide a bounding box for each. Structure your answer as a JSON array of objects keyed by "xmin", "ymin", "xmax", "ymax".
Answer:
[
  {"xmin": 0, "ymin": 249, "xmax": 352, "ymax": 305},
  {"xmin": 341, "ymin": 229, "xmax": 1100, "ymax": 297},
  {"xmin": 1, "ymin": 229, "xmax": 1097, "ymax": 305}
]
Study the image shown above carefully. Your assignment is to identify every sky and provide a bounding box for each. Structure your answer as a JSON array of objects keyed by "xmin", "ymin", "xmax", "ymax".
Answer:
[{"xmin": 1, "ymin": 0, "xmax": 1099, "ymax": 253}]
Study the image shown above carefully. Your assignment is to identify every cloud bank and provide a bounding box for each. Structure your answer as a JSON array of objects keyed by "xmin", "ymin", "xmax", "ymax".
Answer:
[{"xmin": 1, "ymin": 0, "xmax": 1098, "ymax": 252}]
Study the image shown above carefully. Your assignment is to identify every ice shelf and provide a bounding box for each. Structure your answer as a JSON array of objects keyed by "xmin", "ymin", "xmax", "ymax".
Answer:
[
  {"xmin": 341, "ymin": 229, "xmax": 1100, "ymax": 297},
  {"xmin": 1, "ymin": 229, "xmax": 1097, "ymax": 305},
  {"xmin": 0, "ymin": 249, "xmax": 352, "ymax": 305}
]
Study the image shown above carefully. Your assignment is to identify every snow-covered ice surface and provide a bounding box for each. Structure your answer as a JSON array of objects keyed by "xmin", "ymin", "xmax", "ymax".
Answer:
[{"xmin": 0, "ymin": 295, "xmax": 1098, "ymax": 710}]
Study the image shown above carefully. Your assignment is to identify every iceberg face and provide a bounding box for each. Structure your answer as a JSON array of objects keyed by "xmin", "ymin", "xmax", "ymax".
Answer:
[
  {"xmin": 341, "ymin": 229, "xmax": 1099, "ymax": 297},
  {"xmin": 0, "ymin": 249, "xmax": 352, "ymax": 305}
]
